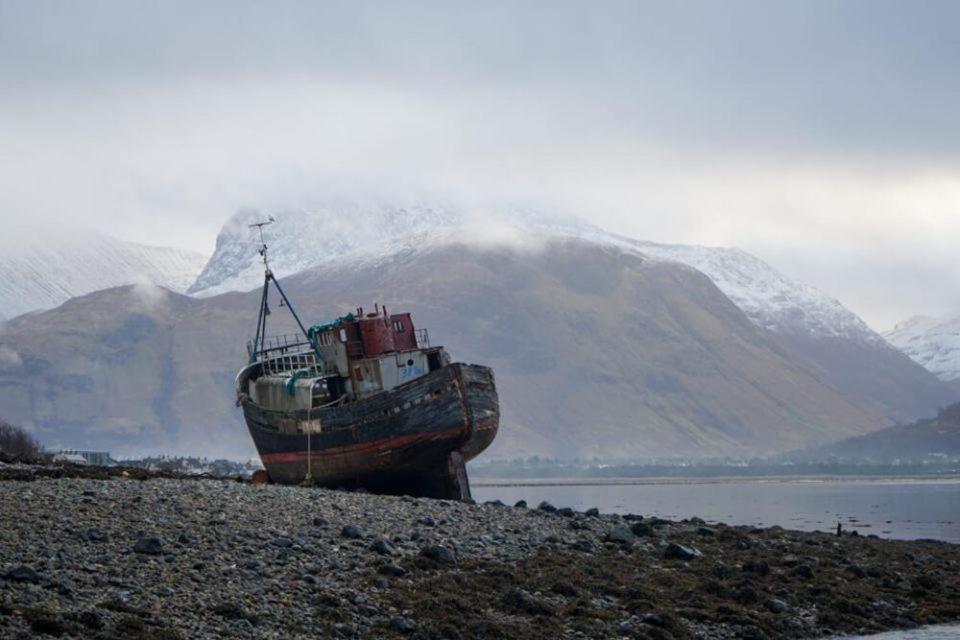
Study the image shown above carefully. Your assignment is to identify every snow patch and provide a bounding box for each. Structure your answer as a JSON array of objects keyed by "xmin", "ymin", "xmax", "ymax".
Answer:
[
  {"xmin": 0, "ymin": 230, "xmax": 206, "ymax": 321},
  {"xmin": 884, "ymin": 315, "xmax": 960, "ymax": 381}
]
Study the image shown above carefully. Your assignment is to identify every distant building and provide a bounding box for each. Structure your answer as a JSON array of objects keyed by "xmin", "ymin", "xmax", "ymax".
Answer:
[{"xmin": 52, "ymin": 449, "xmax": 112, "ymax": 466}]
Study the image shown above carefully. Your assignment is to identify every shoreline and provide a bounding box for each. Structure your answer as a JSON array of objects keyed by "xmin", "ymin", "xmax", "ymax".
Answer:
[
  {"xmin": 1, "ymin": 474, "xmax": 959, "ymax": 639},
  {"xmin": 473, "ymin": 474, "xmax": 960, "ymax": 488}
]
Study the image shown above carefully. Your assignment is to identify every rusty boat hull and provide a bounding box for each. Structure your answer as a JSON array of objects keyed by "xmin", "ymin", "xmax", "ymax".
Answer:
[{"xmin": 241, "ymin": 363, "xmax": 498, "ymax": 498}]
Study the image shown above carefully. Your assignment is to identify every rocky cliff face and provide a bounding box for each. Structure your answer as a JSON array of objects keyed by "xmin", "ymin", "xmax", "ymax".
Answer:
[{"xmin": 1, "ymin": 238, "xmax": 944, "ymax": 460}]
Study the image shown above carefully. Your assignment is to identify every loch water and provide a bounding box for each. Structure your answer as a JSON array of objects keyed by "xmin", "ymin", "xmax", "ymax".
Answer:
[{"xmin": 473, "ymin": 476, "xmax": 960, "ymax": 543}]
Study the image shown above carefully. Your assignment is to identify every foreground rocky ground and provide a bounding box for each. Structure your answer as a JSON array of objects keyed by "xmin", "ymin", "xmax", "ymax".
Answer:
[{"xmin": 0, "ymin": 472, "xmax": 958, "ymax": 639}]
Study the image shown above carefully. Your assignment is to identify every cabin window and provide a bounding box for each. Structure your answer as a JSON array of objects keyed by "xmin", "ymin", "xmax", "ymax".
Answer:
[
  {"xmin": 339, "ymin": 328, "xmax": 347, "ymax": 342},
  {"xmin": 393, "ymin": 320, "xmax": 404, "ymax": 332},
  {"xmin": 318, "ymin": 332, "xmax": 333, "ymax": 347}
]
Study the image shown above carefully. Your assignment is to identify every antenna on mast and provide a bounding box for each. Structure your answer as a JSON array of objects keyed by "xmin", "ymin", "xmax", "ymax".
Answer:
[
  {"xmin": 246, "ymin": 214, "xmax": 323, "ymax": 367},
  {"xmin": 248, "ymin": 215, "xmax": 276, "ymax": 273}
]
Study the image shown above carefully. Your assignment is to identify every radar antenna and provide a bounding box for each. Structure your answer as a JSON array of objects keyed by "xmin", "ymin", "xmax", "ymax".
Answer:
[{"xmin": 248, "ymin": 216, "xmax": 276, "ymax": 272}]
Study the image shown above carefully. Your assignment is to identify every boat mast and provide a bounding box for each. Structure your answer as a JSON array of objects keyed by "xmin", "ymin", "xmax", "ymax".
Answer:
[{"xmin": 248, "ymin": 217, "xmax": 323, "ymax": 365}]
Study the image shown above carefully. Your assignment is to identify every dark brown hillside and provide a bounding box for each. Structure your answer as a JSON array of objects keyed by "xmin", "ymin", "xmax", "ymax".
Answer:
[
  {"xmin": 0, "ymin": 238, "xmax": 933, "ymax": 460},
  {"xmin": 791, "ymin": 402, "xmax": 960, "ymax": 461}
]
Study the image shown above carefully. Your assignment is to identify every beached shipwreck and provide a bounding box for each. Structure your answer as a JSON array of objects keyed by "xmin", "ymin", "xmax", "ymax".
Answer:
[{"xmin": 235, "ymin": 224, "xmax": 499, "ymax": 499}]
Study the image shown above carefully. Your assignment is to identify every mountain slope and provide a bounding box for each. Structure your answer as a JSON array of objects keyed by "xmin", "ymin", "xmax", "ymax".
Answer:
[
  {"xmin": 189, "ymin": 206, "xmax": 954, "ymax": 423},
  {"xmin": 0, "ymin": 238, "xmax": 896, "ymax": 460},
  {"xmin": 0, "ymin": 230, "xmax": 207, "ymax": 322},
  {"xmin": 789, "ymin": 402, "xmax": 960, "ymax": 462},
  {"xmin": 884, "ymin": 315, "xmax": 960, "ymax": 382}
]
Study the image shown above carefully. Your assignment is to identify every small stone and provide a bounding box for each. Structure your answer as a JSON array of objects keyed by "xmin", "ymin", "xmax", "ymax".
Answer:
[
  {"xmin": 374, "ymin": 576, "xmax": 389, "ymax": 589},
  {"xmin": 571, "ymin": 538, "xmax": 596, "ymax": 553},
  {"xmin": 791, "ymin": 564, "xmax": 814, "ymax": 580},
  {"xmin": 85, "ymin": 527, "xmax": 108, "ymax": 542},
  {"xmin": 846, "ymin": 564, "xmax": 867, "ymax": 579},
  {"xmin": 211, "ymin": 603, "xmax": 258, "ymax": 625},
  {"xmin": 341, "ymin": 525, "xmax": 364, "ymax": 539},
  {"xmin": 416, "ymin": 516, "xmax": 437, "ymax": 527},
  {"xmin": 642, "ymin": 612, "xmax": 669, "ymax": 627},
  {"xmin": 606, "ymin": 524, "xmax": 636, "ymax": 545},
  {"xmin": 133, "ymin": 536, "xmax": 163, "ymax": 555},
  {"xmin": 780, "ymin": 554, "xmax": 800, "ymax": 567},
  {"xmin": 419, "ymin": 544, "xmax": 457, "ymax": 565},
  {"xmin": 502, "ymin": 589, "xmax": 555, "ymax": 616},
  {"xmin": 664, "ymin": 543, "xmax": 702, "ymax": 560},
  {"xmin": 300, "ymin": 574, "xmax": 319, "ymax": 585},
  {"xmin": 630, "ymin": 522, "xmax": 654, "ymax": 537},
  {"xmin": 585, "ymin": 507, "xmax": 600, "ymax": 517},
  {"xmin": 537, "ymin": 501, "xmax": 557, "ymax": 513},
  {"xmin": 557, "ymin": 507, "xmax": 575, "ymax": 517},
  {"xmin": 514, "ymin": 500, "xmax": 528, "ymax": 508},
  {"xmin": 378, "ymin": 563, "xmax": 406, "ymax": 577},
  {"xmin": 312, "ymin": 516, "xmax": 329, "ymax": 527},
  {"xmin": 697, "ymin": 526, "xmax": 716, "ymax": 536},
  {"xmin": 765, "ymin": 598, "xmax": 789, "ymax": 613},
  {"xmin": 372, "ymin": 538, "xmax": 396, "ymax": 556},
  {"xmin": 4, "ymin": 565, "xmax": 39, "ymax": 583},
  {"xmin": 392, "ymin": 617, "xmax": 416, "ymax": 633}
]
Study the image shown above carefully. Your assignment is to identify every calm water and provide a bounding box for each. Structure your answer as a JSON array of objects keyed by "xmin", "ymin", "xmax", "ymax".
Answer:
[
  {"xmin": 472, "ymin": 476, "xmax": 960, "ymax": 543},
  {"xmin": 834, "ymin": 625, "xmax": 960, "ymax": 639}
]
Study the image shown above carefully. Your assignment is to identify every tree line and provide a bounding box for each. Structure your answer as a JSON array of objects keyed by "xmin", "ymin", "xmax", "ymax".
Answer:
[{"xmin": 0, "ymin": 418, "xmax": 44, "ymax": 462}]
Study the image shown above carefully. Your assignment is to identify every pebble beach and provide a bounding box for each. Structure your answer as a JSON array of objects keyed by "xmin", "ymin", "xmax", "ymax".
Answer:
[{"xmin": 0, "ymin": 471, "xmax": 958, "ymax": 639}]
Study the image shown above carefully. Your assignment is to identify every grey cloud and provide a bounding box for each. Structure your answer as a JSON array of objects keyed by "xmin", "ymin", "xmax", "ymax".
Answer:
[{"xmin": 0, "ymin": 0, "xmax": 958, "ymax": 329}]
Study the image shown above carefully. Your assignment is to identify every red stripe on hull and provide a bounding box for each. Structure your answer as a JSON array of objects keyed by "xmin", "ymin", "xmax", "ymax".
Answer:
[{"xmin": 260, "ymin": 425, "xmax": 467, "ymax": 465}]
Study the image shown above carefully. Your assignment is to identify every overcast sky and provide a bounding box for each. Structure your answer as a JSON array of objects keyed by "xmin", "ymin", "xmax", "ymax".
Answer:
[{"xmin": 1, "ymin": 0, "xmax": 958, "ymax": 330}]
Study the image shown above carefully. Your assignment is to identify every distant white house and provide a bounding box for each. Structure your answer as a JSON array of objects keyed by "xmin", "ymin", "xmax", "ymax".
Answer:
[
  {"xmin": 50, "ymin": 449, "xmax": 113, "ymax": 466},
  {"xmin": 52, "ymin": 453, "xmax": 88, "ymax": 465}
]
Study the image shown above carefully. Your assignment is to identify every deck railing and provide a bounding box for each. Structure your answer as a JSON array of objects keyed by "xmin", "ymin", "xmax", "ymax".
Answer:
[{"xmin": 261, "ymin": 350, "xmax": 319, "ymax": 376}]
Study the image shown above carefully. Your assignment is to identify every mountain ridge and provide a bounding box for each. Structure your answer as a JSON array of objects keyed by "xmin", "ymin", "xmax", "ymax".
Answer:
[
  {"xmin": 187, "ymin": 204, "xmax": 882, "ymax": 347},
  {"xmin": 0, "ymin": 230, "xmax": 207, "ymax": 322},
  {"xmin": 884, "ymin": 314, "xmax": 960, "ymax": 382},
  {"xmin": 0, "ymin": 237, "xmax": 927, "ymax": 461}
]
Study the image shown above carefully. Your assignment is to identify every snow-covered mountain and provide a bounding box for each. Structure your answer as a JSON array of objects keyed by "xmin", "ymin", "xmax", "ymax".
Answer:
[
  {"xmin": 188, "ymin": 203, "xmax": 461, "ymax": 297},
  {"xmin": 0, "ymin": 230, "xmax": 207, "ymax": 322},
  {"xmin": 884, "ymin": 315, "xmax": 960, "ymax": 382},
  {"xmin": 189, "ymin": 203, "xmax": 880, "ymax": 344}
]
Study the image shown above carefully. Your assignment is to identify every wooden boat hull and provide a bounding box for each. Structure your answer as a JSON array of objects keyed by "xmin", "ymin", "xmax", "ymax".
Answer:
[{"xmin": 240, "ymin": 363, "xmax": 498, "ymax": 498}]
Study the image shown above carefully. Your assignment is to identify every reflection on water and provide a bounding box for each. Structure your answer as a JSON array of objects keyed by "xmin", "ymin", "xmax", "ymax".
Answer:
[
  {"xmin": 834, "ymin": 624, "xmax": 960, "ymax": 639},
  {"xmin": 472, "ymin": 476, "xmax": 960, "ymax": 543}
]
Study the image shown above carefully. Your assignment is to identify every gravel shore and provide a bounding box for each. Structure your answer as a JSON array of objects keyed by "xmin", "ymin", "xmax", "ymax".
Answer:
[{"xmin": 0, "ymin": 474, "xmax": 958, "ymax": 639}]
